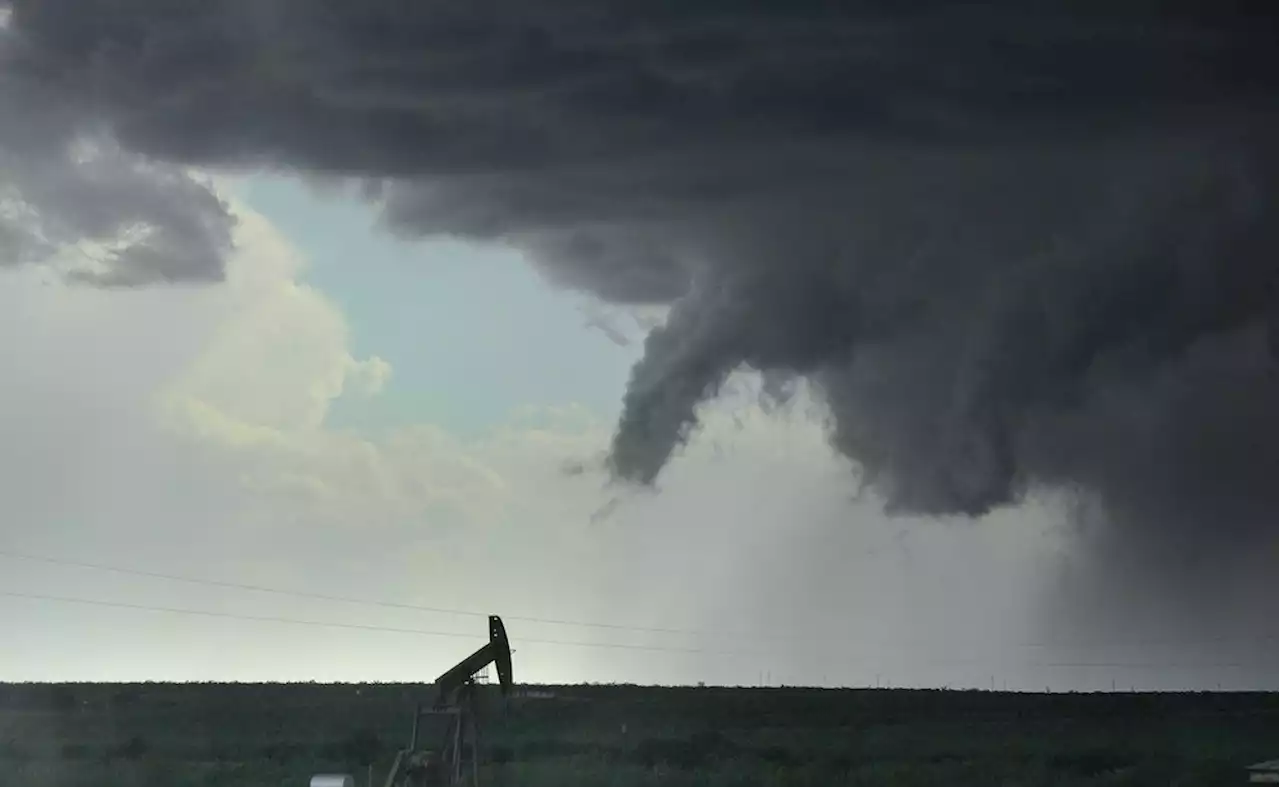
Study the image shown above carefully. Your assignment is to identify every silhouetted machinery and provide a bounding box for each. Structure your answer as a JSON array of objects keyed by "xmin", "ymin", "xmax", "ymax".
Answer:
[{"xmin": 312, "ymin": 615, "xmax": 513, "ymax": 787}]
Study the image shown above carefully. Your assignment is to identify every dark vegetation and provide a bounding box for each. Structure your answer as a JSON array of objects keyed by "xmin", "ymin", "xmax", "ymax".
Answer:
[{"xmin": 0, "ymin": 683, "xmax": 1273, "ymax": 786}]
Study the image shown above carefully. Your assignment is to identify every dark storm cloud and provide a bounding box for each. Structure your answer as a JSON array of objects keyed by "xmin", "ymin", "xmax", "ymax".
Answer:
[
  {"xmin": 0, "ymin": 16, "xmax": 236, "ymax": 284},
  {"xmin": 1, "ymin": 2, "xmax": 1274, "ymax": 552}
]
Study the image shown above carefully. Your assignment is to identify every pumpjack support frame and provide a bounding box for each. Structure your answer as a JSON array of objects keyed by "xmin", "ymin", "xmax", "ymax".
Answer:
[
  {"xmin": 313, "ymin": 615, "xmax": 512, "ymax": 787},
  {"xmin": 394, "ymin": 616, "xmax": 513, "ymax": 786}
]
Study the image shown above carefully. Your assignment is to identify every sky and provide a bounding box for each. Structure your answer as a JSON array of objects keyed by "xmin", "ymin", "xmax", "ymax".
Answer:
[
  {"xmin": 0, "ymin": 0, "xmax": 1274, "ymax": 690},
  {"xmin": 0, "ymin": 179, "xmax": 1270, "ymax": 691}
]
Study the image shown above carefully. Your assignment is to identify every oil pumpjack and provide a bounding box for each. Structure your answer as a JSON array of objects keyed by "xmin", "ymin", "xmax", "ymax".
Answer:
[{"xmin": 312, "ymin": 615, "xmax": 513, "ymax": 787}]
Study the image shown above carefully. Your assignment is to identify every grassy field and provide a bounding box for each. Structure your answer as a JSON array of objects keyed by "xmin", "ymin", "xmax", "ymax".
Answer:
[{"xmin": 0, "ymin": 683, "xmax": 1273, "ymax": 786}]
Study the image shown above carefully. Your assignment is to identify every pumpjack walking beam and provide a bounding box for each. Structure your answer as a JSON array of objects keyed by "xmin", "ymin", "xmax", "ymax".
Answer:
[{"xmin": 430, "ymin": 615, "xmax": 513, "ymax": 709}]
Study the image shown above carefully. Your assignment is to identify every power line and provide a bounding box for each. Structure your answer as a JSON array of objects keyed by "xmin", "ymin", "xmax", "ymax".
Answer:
[
  {"xmin": 0, "ymin": 590, "xmax": 713, "ymax": 655},
  {"xmin": 1, "ymin": 547, "xmax": 1274, "ymax": 652},
  {"xmin": 2, "ymin": 589, "xmax": 1272, "ymax": 671},
  {"xmin": 0, "ymin": 548, "xmax": 724, "ymax": 639}
]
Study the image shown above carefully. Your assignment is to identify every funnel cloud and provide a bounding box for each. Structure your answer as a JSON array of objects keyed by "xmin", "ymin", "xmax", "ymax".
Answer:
[{"xmin": 0, "ymin": 1, "xmax": 1274, "ymax": 621}]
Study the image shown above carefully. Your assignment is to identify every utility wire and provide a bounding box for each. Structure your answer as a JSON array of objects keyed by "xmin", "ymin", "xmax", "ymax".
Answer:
[
  {"xmin": 0, "ymin": 590, "xmax": 713, "ymax": 655},
  {"xmin": 1, "ymin": 547, "xmax": 1274, "ymax": 651},
  {"xmin": 0, "ymin": 548, "xmax": 725, "ymax": 639},
  {"xmin": 3, "ymin": 589, "xmax": 1273, "ymax": 670}
]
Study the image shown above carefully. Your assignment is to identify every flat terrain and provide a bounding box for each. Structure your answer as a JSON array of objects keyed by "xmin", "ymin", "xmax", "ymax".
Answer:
[{"xmin": 0, "ymin": 683, "xmax": 1274, "ymax": 786}]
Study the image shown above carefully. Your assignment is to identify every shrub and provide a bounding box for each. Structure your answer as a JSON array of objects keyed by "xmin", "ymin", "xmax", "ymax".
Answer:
[
  {"xmin": 59, "ymin": 742, "xmax": 92, "ymax": 760},
  {"xmin": 633, "ymin": 733, "xmax": 738, "ymax": 771},
  {"xmin": 115, "ymin": 735, "xmax": 149, "ymax": 761}
]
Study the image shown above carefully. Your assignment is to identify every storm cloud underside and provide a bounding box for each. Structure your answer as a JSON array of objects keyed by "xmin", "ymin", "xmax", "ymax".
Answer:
[{"xmin": 1, "ymin": 1, "xmax": 1274, "ymax": 625}]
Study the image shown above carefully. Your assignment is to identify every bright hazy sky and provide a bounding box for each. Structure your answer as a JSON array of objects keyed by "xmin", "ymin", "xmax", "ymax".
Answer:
[
  {"xmin": 2, "ymin": 0, "xmax": 1273, "ymax": 693},
  {"xmin": 1, "ymin": 176, "xmax": 1272, "ymax": 691}
]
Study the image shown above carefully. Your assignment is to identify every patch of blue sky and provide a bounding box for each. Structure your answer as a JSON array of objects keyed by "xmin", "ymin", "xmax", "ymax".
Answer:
[{"xmin": 234, "ymin": 176, "xmax": 640, "ymax": 437}]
